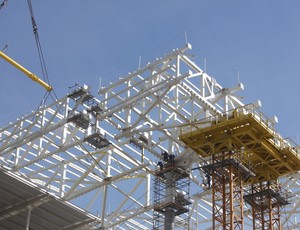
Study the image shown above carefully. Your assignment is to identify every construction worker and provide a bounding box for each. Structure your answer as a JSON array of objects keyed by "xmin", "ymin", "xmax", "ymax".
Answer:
[
  {"xmin": 162, "ymin": 151, "xmax": 169, "ymax": 162},
  {"xmin": 157, "ymin": 161, "xmax": 163, "ymax": 170},
  {"xmin": 206, "ymin": 174, "xmax": 211, "ymax": 187}
]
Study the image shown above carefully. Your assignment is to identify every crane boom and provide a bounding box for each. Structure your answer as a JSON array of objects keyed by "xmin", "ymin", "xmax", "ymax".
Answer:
[{"xmin": 0, "ymin": 51, "xmax": 52, "ymax": 91}]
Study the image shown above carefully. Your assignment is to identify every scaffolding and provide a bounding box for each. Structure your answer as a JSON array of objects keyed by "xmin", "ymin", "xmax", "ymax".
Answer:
[
  {"xmin": 3, "ymin": 43, "xmax": 300, "ymax": 229},
  {"xmin": 179, "ymin": 103, "xmax": 300, "ymax": 229},
  {"xmin": 244, "ymin": 180, "xmax": 289, "ymax": 230},
  {"xmin": 84, "ymin": 132, "xmax": 110, "ymax": 149},
  {"xmin": 201, "ymin": 150, "xmax": 255, "ymax": 229},
  {"xmin": 153, "ymin": 158, "xmax": 191, "ymax": 230}
]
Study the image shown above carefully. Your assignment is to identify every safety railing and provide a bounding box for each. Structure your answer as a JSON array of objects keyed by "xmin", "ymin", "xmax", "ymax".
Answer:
[
  {"xmin": 180, "ymin": 103, "xmax": 277, "ymax": 137},
  {"xmin": 180, "ymin": 104, "xmax": 300, "ymax": 159}
]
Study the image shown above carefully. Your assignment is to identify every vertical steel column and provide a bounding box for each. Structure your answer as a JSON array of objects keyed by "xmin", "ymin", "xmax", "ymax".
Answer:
[
  {"xmin": 211, "ymin": 151, "xmax": 245, "ymax": 230},
  {"xmin": 229, "ymin": 163, "xmax": 234, "ymax": 228},
  {"xmin": 233, "ymin": 169, "xmax": 244, "ymax": 230},
  {"xmin": 251, "ymin": 182, "xmax": 265, "ymax": 230},
  {"xmin": 251, "ymin": 181, "xmax": 282, "ymax": 230},
  {"xmin": 164, "ymin": 171, "xmax": 175, "ymax": 230},
  {"xmin": 212, "ymin": 151, "xmax": 229, "ymax": 229},
  {"xmin": 212, "ymin": 153, "xmax": 222, "ymax": 229},
  {"xmin": 100, "ymin": 183, "xmax": 108, "ymax": 229},
  {"xmin": 26, "ymin": 206, "xmax": 32, "ymax": 230},
  {"xmin": 212, "ymin": 161, "xmax": 216, "ymax": 230}
]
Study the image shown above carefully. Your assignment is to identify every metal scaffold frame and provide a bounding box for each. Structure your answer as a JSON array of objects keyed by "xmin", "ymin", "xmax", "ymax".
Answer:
[
  {"xmin": 244, "ymin": 180, "xmax": 288, "ymax": 230},
  {"xmin": 201, "ymin": 150, "xmax": 255, "ymax": 230},
  {"xmin": 212, "ymin": 152, "xmax": 243, "ymax": 230},
  {"xmin": 1, "ymin": 43, "xmax": 300, "ymax": 229},
  {"xmin": 180, "ymin": 100, "xmax": 300, "ymax": 229},
  {"xmin": 153, "ymin": 160, "xmax": 191, "ymax": 229}
]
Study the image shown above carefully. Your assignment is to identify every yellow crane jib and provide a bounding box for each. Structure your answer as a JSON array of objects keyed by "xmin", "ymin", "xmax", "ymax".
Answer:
[{"xmin": 0, "ymin": 51, "xmax": 52, "ymax": 92}]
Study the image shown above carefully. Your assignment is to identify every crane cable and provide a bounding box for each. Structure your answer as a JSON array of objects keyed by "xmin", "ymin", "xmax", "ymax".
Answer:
[
  {"xmin": 26, "ymin": 0, "xmax": 58, "ymax": 103},
  {"xmin": 0, "ymin": 0, "xmax": 8, "ymax": 10}
]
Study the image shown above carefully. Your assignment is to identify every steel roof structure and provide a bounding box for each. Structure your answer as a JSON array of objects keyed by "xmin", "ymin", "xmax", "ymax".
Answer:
[{"xmin": 0, "ymin": 43, "xmax": 300, "ymax": 229}]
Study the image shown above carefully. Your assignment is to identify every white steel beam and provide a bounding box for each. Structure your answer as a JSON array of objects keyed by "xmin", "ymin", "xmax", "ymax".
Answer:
[{"xmin": 1, "ymin": 43, "xmax": 298, "ymax": 229}]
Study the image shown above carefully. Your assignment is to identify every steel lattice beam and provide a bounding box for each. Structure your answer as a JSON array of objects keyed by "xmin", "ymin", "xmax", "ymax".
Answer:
[{"xmin": 0, "ymin": 43, "xmax": 299, "ymax": 229}]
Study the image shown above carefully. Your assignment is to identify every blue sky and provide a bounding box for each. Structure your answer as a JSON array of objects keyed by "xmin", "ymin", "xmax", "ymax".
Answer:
[{"xmin": 1, "ymin": 1, "xmax": 300, "ymax": 140}]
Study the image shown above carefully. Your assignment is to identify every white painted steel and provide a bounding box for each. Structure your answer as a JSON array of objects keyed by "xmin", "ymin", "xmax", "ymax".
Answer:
[{"xmin": 0, "ymin": 43, "xmax": 299, "ymax": 229}]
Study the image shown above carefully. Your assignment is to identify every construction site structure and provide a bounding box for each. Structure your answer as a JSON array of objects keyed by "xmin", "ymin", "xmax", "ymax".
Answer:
[
  {"xmin": 153, "ymin": 152, "xmax": 191, "ymax": 229},
  {"xmin": 180, "ymin": 103, "xmax": 300, "ymax": 229},
  {"xmin": 244, "ymin": 180, "xmax": 289, "ymax": 230},
  {"xmin": 1, "ymin": 43, "xmax": 300, "ymax": 229},
  {"xmin": 201, "ymin": 150, "xmax": 255, "ymax": 229}
]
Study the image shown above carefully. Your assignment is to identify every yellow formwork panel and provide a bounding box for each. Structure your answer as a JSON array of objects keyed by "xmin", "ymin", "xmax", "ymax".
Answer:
[{"xmin": 179, "ymin": 105, "xmax": 300, "ymax": 183}]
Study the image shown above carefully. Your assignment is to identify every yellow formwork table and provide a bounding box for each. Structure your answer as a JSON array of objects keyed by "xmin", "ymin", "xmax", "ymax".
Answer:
[{"xmin": 179, "ymin": 104, "xmax": 300, "ymax": 184}]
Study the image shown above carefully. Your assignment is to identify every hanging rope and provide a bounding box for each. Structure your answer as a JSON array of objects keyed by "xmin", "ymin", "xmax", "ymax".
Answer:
[
  {"xmin": 0, "ymin": 0, "xmax": 8, "ymax": 11},
  {"xmin": 26, "ymin": 0, "xmax": 58, "ymax": 104},
  {"xmin": 1, "ymin": 44, "xmax": 8, "ymax": 52}
]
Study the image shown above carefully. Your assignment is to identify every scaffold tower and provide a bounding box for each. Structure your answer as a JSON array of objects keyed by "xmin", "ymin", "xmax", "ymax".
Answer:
[
  {"xmin": 201, "ymin": 150, "xmax": 255, "ymax": 229},
  {"xmin": 244, "ymin": 180, "xmax": 289, "ymax": 230},
  {"xmin": 153, "ymin": 154, "xmax": 191, "ymax": 229},
  {"xmin": 180, "ymin": 103, "xmax": 300, "ymax": 229},
  {"xmin": 1, "ymin": 43, "xmax": 300, "ymax": 229}
]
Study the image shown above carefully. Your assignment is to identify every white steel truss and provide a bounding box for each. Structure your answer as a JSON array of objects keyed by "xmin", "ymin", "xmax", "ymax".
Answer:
[{"xmin": 0, "ymin": 43, "xmax": 300, "ymax": 229}]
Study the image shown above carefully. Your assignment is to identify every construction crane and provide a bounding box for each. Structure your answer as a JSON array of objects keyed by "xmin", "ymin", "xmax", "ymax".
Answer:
[{"xmin": 0, "ymin": 51, "xmax": 52, "ymax": 91}]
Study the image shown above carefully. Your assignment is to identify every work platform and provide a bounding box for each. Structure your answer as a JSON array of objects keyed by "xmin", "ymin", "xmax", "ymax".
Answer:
[
  {"xmin": 154, "ymin": 165, "xmax": 190, "ymax": 181},
  {"xmin": 244, "ymin": 188, "xmax": 289, "ymax": 208},
  {"xmin": 201, "ymin": 157, "xmax": 256, "ymax": 181},
  {"xmin": 84, "ymin": 132, "xmax": 110, "ymax": 149},
  {"xmin": 179, "ymin": 104, "xmax": 300, "ymax": 183}
]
